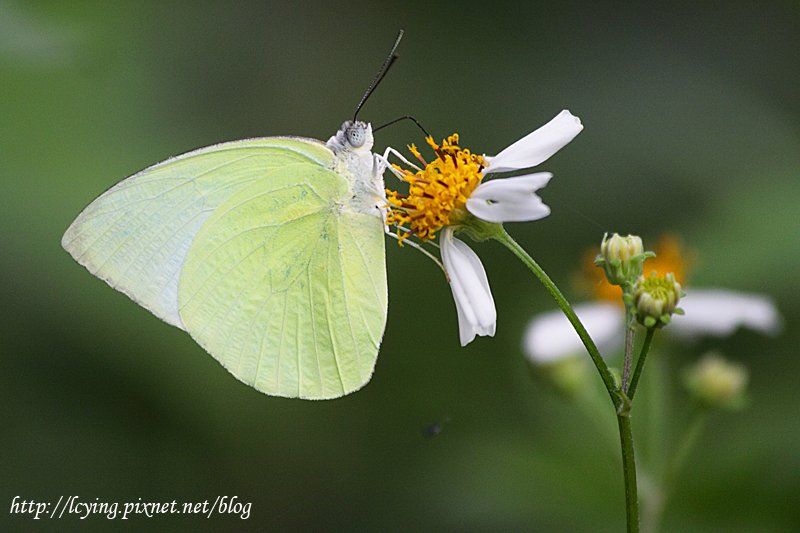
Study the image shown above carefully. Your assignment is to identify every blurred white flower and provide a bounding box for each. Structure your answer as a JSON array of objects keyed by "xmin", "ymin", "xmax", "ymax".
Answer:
[
  {"xmin": 670, "ymin": 289, "xmax": 782, "ymax": 338},
  {"xmin": 524, "ymin": 289, "xmax": 781, "ymax": 364},
  {"xmin": 523, "ymin": 235, "xmax": 782, "ymax": 363},
  {"xmin": 524, "ymin": 302, "xmax": 624, "ymax": 364}
]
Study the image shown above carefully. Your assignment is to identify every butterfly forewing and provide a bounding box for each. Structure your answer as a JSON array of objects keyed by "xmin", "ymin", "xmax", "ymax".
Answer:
[{"xmin": 62, "ymin": 137, "xmax": 334, "ymax": 328}]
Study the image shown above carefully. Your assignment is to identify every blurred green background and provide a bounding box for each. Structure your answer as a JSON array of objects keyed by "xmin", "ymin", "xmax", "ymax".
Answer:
[{"xmin": 2, "ymin": 1, "xmax": 798, "ymax": 530}]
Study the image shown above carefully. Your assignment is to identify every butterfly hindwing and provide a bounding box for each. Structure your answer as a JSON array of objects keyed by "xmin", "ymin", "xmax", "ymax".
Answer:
[{"xmin": 177, "ymin": 161, "xmax": 387, "ymax": 399}]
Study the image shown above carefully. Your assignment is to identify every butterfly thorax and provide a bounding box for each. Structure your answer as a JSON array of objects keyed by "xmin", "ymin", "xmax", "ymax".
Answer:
[{"xmin": 327, "ymin": 121, "xmax": 386, "ymax": 218}]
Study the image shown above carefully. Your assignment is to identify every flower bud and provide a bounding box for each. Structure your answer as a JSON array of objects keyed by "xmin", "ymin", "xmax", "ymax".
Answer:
[
  {"xmin": 683, "ymin": 352, "xmax": 748, "ymax": 409},
  {"xmin": 596, "ymin": 233, "xmax": 647, "ymax": 286},
  {"xmin": 633, "ymin": 272, "xmax": 683, "ymax": 328},
  {"xmin": 528, "ymin": 355, "xmax": 590, "ymax": 397}
]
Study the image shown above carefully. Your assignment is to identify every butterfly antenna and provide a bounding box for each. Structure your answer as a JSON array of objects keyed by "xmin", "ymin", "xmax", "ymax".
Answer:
[
  {"xmin": 353, "ymin": 29, "xmax": 404, "ymax": 122},
  {"xmin": 373, "ymin": 115, "xmax": 432, "ymax": 139}
]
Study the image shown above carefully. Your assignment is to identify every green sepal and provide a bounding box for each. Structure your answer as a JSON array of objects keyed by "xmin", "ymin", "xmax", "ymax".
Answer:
[{"xmin": 456, "ymin": 216, "xmax": 505, "ymax": 242}]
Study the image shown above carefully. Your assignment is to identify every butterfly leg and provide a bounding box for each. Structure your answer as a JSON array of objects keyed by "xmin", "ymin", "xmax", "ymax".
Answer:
[
  {"xmin": 372, "ymin": 152, "xmax": 388, "ymax": 176},
  {"xmin": 379, "ymin": 146, "xmax": 422, "ymax": 175},
  {"xmin": 385, "ymin": 230, "xmax": 447, "ymax": 278}
]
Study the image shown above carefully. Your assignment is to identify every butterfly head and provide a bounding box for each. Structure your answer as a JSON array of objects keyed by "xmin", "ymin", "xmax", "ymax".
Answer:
[
  {"xmin": 328, "ymin": 120, "xmax": 374, "ymax": 154},
  {"xmin": 346, "ymin": 121, "xmax": 370, "ymax": 148}
]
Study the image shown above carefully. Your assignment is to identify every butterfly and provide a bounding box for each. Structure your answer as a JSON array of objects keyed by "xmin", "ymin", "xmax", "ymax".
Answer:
[{"xmin": 61, "ymin": 33, "xmax": 406, "ymax": 400}]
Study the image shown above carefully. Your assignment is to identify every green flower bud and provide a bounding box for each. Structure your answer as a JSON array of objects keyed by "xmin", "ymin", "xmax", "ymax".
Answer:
[
  {"xmin": 683, "ymin": 352, "xmax": 749, "ymax": 410},
  {"xmin": 528, "ymin": 356, "xmax": 590, "ymax": 398},
  {"xmin": 596, "ymin": 233, "xmax": 649, "ymax": 286},
  {"xmin": 633, "ymin": 272, "xmax": 683, "ymax": 328}
]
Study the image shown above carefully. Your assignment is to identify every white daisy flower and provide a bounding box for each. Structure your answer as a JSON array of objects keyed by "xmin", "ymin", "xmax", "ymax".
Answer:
[
  {"xmin": 524, "ymin": 289, "xmax": 782, "ymax": 364},
  {"xmin": 385, "ymin": 111, "xmax": 583, "ymax": 344},
  {"xmin": 524, "ymin": 235, "xmax": 783, "ymax": 363}
]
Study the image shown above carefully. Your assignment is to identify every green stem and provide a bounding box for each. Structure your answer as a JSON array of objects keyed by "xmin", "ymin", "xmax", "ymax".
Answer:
[
  {"xmin": 628, "ymin": 328, "xmax": 656, "ymax": 401},
  {"xmin": 664, "ymin": 409, "xmax": 707, "ymax": 495},
  {"xmin": 493, "ymin": 227, "xmax": 639, "ymax": 532},
  {"xmin": 622, "ymin": 319, "xmax": 635, "ymax": 392},
  {"xmin": 618, "ymin": 414, "xmax": 640, "ymax": 533},
  {"xmin": 494, "ymin": 229, "xmax": 618, "ymax": 402},
  {"xmin": 645, "ymin": 409, "xmax": 707, "ymax": 533}
]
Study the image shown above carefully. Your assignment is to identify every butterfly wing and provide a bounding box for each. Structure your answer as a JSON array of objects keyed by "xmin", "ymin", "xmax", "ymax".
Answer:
[
  {"xmin": 178, "ymin": 164, "xmax": 387, "ymax": 399},
  {"xmin": 62, "ymin": 137, "xmax": 335, "ymax": 328},
  {"xmin": 63, "ymin": 138, "xmax": 388, "ymax": 398}
]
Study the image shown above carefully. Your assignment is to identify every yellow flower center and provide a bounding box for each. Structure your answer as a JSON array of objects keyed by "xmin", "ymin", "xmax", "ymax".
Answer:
[
  {"xmin": 385, "ymin": 133, "xmax": 485, "ymax": 243},
  {"xmin": 580, "ymin": 235, "xmax": 691, "ymax": 303}
]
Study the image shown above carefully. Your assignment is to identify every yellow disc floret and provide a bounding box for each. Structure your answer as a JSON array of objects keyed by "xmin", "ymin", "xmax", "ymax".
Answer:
[{"xmin": 385, "ymin": 134, "xmax": 485, "ymax": 243}]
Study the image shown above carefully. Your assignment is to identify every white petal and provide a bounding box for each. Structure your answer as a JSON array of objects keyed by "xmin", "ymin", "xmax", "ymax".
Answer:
[
  {"xmin": 441, "ymin": 228, "xmax": 497, "ymax": 346},
  {"xmin": 453, "ymin": 297, "xmax": 477, "ymax": 345},
  {"xmin": 484, "ymin": 110, "xmax": 583, "ymax": 173},
  {"xmin": 670, "ymin": 289, "xmax": 783, "ymax": 338},
  {"xmin": 523, "ymin": 302, "xmax": 624, "ymax": 364},
  {"xmin": 466, "ymin": 173, "xmax": 552, "ymax": 223}
]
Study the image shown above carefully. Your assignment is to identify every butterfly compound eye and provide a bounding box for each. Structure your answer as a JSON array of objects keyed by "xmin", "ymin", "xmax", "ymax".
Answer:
[{"xmin": 346, "ymin": 124, "xmax": 367, "ymax": 148}]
